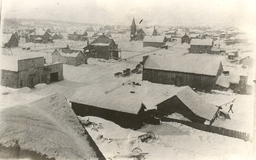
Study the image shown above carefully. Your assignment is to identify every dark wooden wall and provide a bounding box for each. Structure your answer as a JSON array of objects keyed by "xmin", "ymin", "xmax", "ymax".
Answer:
[
  {"xmin": 143, "ymin": 68, "xmax": 218, "ymax": 91},
  {"xmin": 71, "ymin": 102, "xmax": 144, "ymax": 129}
]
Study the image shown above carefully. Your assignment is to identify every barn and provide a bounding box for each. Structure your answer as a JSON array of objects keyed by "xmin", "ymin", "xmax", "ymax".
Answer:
[
  {"xmin": 143, "ymin": 36, "xmax": 167, "ymax": 48},
  {"xmin": 52, "ymin": 46, "xmax": 87, "ymax": 66},
  {"xmin": 1, "ymin": 55, "xmax": 63, "ymax": 88},
  {"xmin": 156, "ymin": 86, "xmax": 219, "ymax": 124},
  {"xmin": 189, "ymin": 39, "xmax": 213, "ymax": 53},
  {"xmin": 142, "ymin": 54, "xmax": 223, "ymax": 91},
  {"xmin": 70, "ymin": 82, "xmax": 187, "ymax": 129},
  {"xmin": 84, "ymin": 34, "xmax": 120, "ymax": 60}
]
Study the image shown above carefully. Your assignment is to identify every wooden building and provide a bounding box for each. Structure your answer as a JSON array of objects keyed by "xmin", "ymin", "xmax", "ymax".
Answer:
[
  {"xmin": 29, "ymin": 30, "xmax": 52, "ymax": 43},
  {"xmin": 52, "ymin": 46, "xmax": 87, "ymax": 66},
  {"xmin": 70, "ymin": 82, "xmax": 187, "ymax": 129},
  {"xmin": 157, "ymin": 86, "xmax": 219, "ymax": 124},
  {"xmin": 189, "ymin": 39, "xmax": 213, "ymax": 53},
  {"xmin": 1, "ymin": 56, "xmax": 63, "ymax": 88},
  {"xmin": 142, "ymin": 54, "xmax": 223, "ymax": 91},
  {"xmin": 68, "ymin": 30, "xmax": 88, "ymax": 41},
  {"xmin": 4, "ymin": 34, "xmax": 19, "ymax": 48},
  {"xmin": 143, "ymin": 36, "xmax": 167, "ymax": 48},
  {"xmin": 84, "ymin": 34, "xmax": 120, "ymax": 60},
  {"xmin": 52, "ymin": 33, "xmax": 63, "ymax": 40},
  {"xmin": 136, "ymin": 29, "xmax": 146, "ymax": 41},
  {"xmin": 181, "ymin": 34, "xmax": 190, "ymax": 44}
]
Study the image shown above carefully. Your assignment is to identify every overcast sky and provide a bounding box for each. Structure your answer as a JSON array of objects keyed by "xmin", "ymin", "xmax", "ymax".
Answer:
[{"xmin": 2, "ymin": 0, "xmax": 256, "ymax": 28}]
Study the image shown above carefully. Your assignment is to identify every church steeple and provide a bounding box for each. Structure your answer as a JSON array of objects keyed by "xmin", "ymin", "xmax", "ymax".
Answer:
[
  {"xmin": 130, "ymin": 18, "xmax": 137, "ymax": 41},
  {"xmin": 131, "ymin": 18, "xmax": 136, "ymax": 26}
]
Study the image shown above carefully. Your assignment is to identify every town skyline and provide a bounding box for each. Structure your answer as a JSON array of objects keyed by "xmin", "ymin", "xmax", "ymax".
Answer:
[{"xmin": 2, "ymin": 0, "xmax": 256, "ymax": 29}]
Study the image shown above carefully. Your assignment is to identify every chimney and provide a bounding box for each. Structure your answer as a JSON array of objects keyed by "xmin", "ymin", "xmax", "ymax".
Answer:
[{"xmin": 67, "ymin": 45, "xmax": 70, "ymax": 49}]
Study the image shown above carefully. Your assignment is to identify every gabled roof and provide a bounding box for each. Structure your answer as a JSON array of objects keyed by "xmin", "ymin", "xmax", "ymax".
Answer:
[
  {"xmin": 71, "ymin": 82, "xmax": 187, "ymax": 114},
  {"xmin": 172, "ymin": 86, "xmax": 218, "ymax": 120},
  {"xmin": 54, "ymin": 48, "xmax": 84, "ymax": 58},
  {"xmin": 190, "ymin": 39, "xmax": 213, "ymax": 46},
  {"xmin": 143, "ymin": 36, "xmax": 166, "ymax": 43},
  {"xmin": 90, "ymin": 35, "xmax": 113, "ymax": 46},
  {"xmin": 144, "ymin": 54, "xmax": 222, "ymax": 76}
]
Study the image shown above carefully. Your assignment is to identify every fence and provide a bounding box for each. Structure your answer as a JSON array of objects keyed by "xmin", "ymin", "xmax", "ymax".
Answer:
[{"xmin": 161, "ymin": 117, "xmax": 251, "ymax": 141}]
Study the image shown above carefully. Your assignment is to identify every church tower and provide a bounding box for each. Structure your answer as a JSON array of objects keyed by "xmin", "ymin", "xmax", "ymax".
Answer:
[{"xmin": 130, "ymin": 18, "xmax": 136, "ymax": 41}]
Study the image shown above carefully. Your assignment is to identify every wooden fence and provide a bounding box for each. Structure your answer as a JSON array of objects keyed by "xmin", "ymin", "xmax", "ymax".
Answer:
[{"xmin": 161, "ymin": 117, "xmax": 251, "ymax": 141}]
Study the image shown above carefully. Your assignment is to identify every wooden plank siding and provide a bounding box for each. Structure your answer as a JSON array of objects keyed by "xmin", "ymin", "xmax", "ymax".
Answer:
[{"xmin": 143, "ymin": 67, "xmax": 222, "ymax": 91}]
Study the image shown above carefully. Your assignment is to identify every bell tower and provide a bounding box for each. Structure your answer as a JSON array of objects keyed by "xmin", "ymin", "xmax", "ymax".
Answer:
[{"xmin": 130, "ymin": 18, "xmax": 136, "ymax": 41}]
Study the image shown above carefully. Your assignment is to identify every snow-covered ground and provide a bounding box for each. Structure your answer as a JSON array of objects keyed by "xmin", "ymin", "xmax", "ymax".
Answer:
[
  {"xmin": 0, "ymin": 40, "xmax": 254, "ymax": 159},
  {"xmin": 82, "ymin": 116, "xmax": 253, "ymax": 160}
]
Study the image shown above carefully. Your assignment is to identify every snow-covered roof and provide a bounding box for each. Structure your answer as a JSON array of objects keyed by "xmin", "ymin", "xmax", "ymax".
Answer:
[
  {"xmin": 71, "ymin": 82, "xmax": 192, "ymax": 114},
  {"xmin": 35, "ymin": 37, "xmax": 42, "ymax": 40},
  {"xmin": 90, "ymin": 43, "xmax": 110, "ymax": 46},
  {"xmin": 143, "ymin": 36, "xmax": 166, "ymax": 43},
  {"xmin": 173, "ymin": 86, "xmax": 218, "ymax": 120},
  {"xmin": 144, "ymin": 54, "xmax": 222, "ymax": 76},
  {"xmin": 216, "ymin": 74, "xmax": 230, "ymax": 88},
  {"xmin": 0, "ymin": 93, "xmax": 102, "ymax": 159},
  {"xmin": 190, "ymin": 39, "xmax": 213, "ymax": 46}
]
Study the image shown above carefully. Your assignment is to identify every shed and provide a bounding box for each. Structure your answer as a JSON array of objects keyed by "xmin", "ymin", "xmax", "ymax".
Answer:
[{"xmin": 157, "ymin": 86, "xmax": 219, "ymax": 124}]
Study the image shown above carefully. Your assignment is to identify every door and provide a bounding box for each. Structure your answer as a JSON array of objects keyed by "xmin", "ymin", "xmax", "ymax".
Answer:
[
  {"xmin": 28, "ymin": 74, "xmax": 35, "ymax": 88},
  {"xmin": 50, "ymin": 72, "xmax": 58, "ymax": 83}
]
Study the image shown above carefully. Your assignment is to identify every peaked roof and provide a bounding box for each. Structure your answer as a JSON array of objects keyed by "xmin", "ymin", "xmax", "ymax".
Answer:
[
  {"xmin": 144, "ymin": 54, "xmax": 222, "ymax": 76},
  {"xmin": 131, "ymin": 18, "xmax": 136, "ymax": 26},
  {"xmin": 172, "ymin": 86, "xmax": 218, "ymax": 120},
  {"xmin": 90, "ymin": 35, "xmax": 113, "ymax": 46},
  {"xmin": 143, "ymin": 36, "xmax": 166, "ymax": 43},
  {"xmin": 190, "ymin": 39, "xmax": 213, "ymax": 46}
]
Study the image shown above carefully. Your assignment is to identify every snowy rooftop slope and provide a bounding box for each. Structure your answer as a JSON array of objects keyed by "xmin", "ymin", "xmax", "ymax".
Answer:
[
  {"xmin": 0, "ymin": 93, "xmax": 104, "ymax": 160},
  {"xmin": 143, "ymin": 36, "xmax": 166, "ymax": 43},
  {"xmin": 144, "ymin": 54, "xmax": 222, "ymax": 76},
  {"xmin": 71, "ymin": 83, "xmax": 145, "ymax": 114},
  {"xmin": 71, "ymin": 82, "xmax": 189, "ymax": 114},
  {"xmin": 175, "ymin": 86, "xmax": 218, "ymax": 120},
  {"xmin": 56, "ymin": 49, "xmax": 81, "ymax": 57},
  {"xmin": 90, "ymin": 35, "xmax": 112, "ymax": 46},
  {"xmin": 190, "ymin": 39, "xmax": 213, "ymax": 46},
  {"xmin": 216, "ymin": 74, "xmax": 230, "ymax": 88}
]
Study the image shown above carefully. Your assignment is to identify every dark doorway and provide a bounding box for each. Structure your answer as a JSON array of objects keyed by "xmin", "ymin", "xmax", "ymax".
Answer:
[
  {"xmin": 28, "ymin": 75, "xmax": 35, "ymax": 88},
  {"xmin": 50, "ymin": 72, "xmax": 58, "ymax": 83}
]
